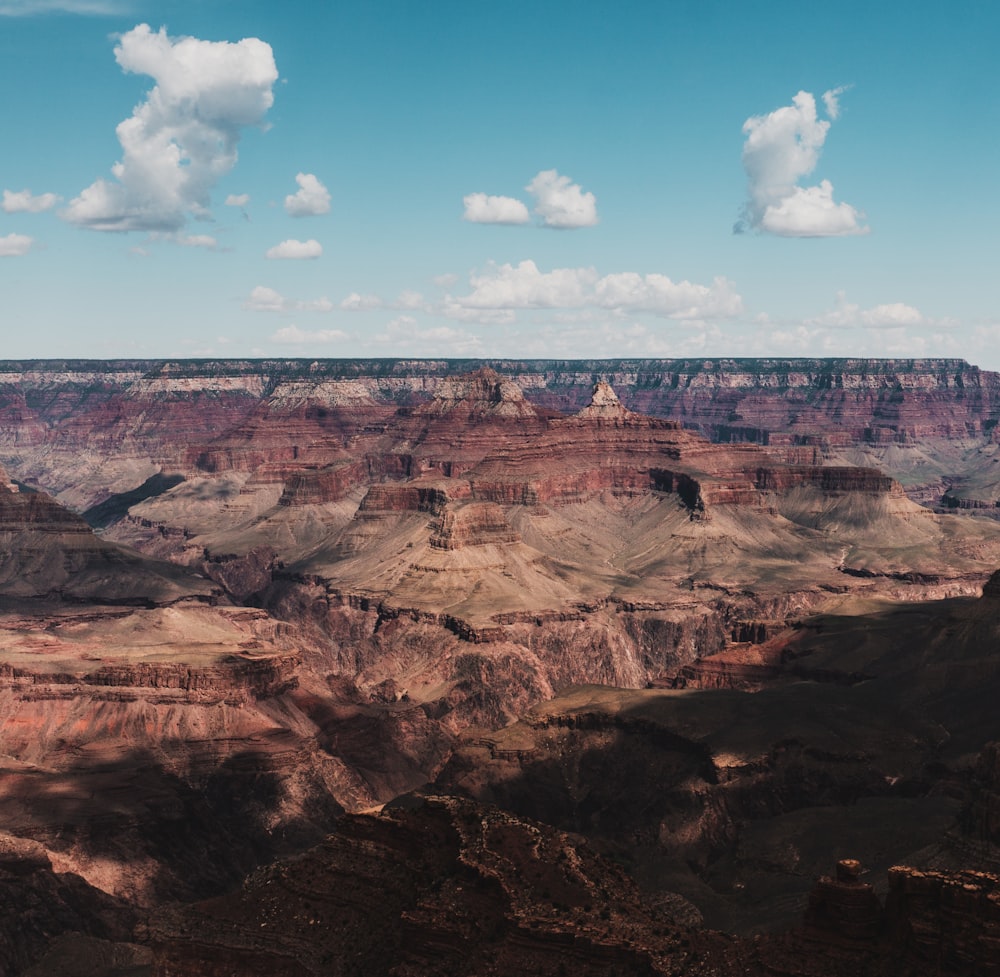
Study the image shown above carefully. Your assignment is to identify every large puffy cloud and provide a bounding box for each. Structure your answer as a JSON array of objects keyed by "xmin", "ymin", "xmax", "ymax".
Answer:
[
  {"xmin": 265, "ymin": 238, "xmax": 322, "ymax": 260},
  {"xmin": 0, "ymin": 233, "xmax": 33, "ymax": 256},
  {"xmin": 462, "ymin": 193, "xmax": 530, "ymax": 225},
  {"xmin": 63, "ymin": 24, "xmax": 277, "ymax": 232},
  {"xmin": 526, "ymin": 170, "xmax": 598, "ymax": 228},
  {"xmin": 284, "ymin": 173, "xmax": 330, "ymax": 217},
  {"xmin": 447, "ymin": 260, "xmax": 741, "ymax": 320},
  {"xmin": 736, "ymin": 90, "xmax": 867, "ymax": 237},
  {"xmin": 3, "ymin": 189, "xmax": 59, "ymax": 213}
]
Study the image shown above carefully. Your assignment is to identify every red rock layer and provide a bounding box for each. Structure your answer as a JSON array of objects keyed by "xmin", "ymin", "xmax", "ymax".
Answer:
[{"xmin": 429, "ymin": 502, "xmax": 520, "ymax": 550}]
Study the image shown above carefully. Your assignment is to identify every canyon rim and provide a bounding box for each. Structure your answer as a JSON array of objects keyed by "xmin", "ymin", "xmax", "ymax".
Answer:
[{"xmin": 2, "ymin": 358, "xmax": 1000, "ymax": 974}]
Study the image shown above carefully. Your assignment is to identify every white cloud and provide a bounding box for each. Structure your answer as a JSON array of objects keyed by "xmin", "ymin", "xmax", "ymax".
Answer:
[
  {"xmin": 806, "ymin": 292, "xmax": 930, "ymax": 329},
  {"xmin": 446, "ymin": 260, "xmax": 742, "ymax": 321},
  {"xmin": 395, "ymin": 290, "xmax": 426, "ymax": 309},
  {"xmin": 822, "ymin": 85, "xmax": 850, "ymax": 121},
  {"xmin": 454, "ymin": 260, "xmax": 595, "ymax": 310},
  {"xmin": 0, "ymin": 233, "xmax": 33, "ymax": 256},
  {"xmin": 245, "ymin": 285, "xmax": 285, "ymax": 311},
  {"xmin": 526, "ymin": 169, "xmax": 598, "ymax": 229},
  {"xmin": 756, "ymin": 180, "xmax": 866, "ymax": 237},
  {"xmin": 224, "ymin": 193, "xmax": 249, "ymax": 207},
  {"xmin": 736, "ymin": 89, "xmax": 867, "ymax": 237},
  {"xmin": 593, "ymin": 272, "xmax": 743, "ymax": 319},
  {"xmin": 0, "ymin": 0, "xmax": 128, "ymax": 14},
  {"xmin": 462, "ymin": 192, "xmax": 530, "ymax": 225},
  {"xmin": 366, "ymin": 316, "xmax": 483, "ymax": 355},
  {"xmin": 244, "ymin": 284, "xmax": 333, "ymax": 312},
  {"xmin": 2, "ymin": 189, "xmax": 60, "ymax": 213},
  {"xmin": 63, "ymin": 24, "xmax": 277, "ymax": 233},
  {"xmin": 177, "ymin": 233, "xmax": 217, "ymax": 249},
  {"xmin": 284, "ymin": 173, "xmax": 330, "ymax": 217},
  {"xmin": 272, "ymin": 324, "xmax": 348, "ymax": 344},
  {"xmin": 265, "ymin": 238, "xmax": 322, "ymax": 260},
  {"xmin": 340, "ymin": 292, "xmax": 382, "ymax": 310},
  {"xmin": 861, "ymin": 302, "xmax": 926, "ymax": 327}
]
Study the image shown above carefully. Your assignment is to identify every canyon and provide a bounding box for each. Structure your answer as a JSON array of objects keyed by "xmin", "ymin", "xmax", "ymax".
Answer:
[{"xmin": 3, "ymin": 358, "xmax": 1000, "ymax": 974}]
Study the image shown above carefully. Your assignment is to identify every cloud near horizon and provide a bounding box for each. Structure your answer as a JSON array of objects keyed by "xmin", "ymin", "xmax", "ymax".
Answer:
[
  {"xmin": 446, "ymin": 260, "xmax": 741, "ymax": 320},
  {"xmin": 736, "ymin": 89, "xmax": 867, "ymax": 237},
  {"xmin": 63, "ymin": 24, "xmax": 277, "ymax": 233},
  {"xmin": 3, "ymin": 189, "xmax": 60, "ymax": 213},
  {"xmin": 265, "ymin": 238, "xmax": 322, "ymax": 259},
  {"xmin": 271, "ymin": 324, "xmax": 348, "ymax": 344},
  {"xmin": 244, "ymin": 285, "xmax": 333, "ymax": 312},
  {"xmin": 284, "ymin": 173, "xmax": 330, "ymax": 217},
  {"xmin": 805, "ymin": 291, "xmax": 935, "ymax": 329}
]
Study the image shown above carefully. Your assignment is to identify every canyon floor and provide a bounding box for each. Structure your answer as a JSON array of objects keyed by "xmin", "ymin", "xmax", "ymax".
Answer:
[{"xmin": 3, "ymin": 358, "xmax": 1000, "ymax": 975}]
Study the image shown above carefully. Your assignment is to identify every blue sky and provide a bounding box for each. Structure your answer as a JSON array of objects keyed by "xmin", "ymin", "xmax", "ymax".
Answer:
[{"xmin": 1, "ymin": 0, "xmax": 998, "ymax": 364}]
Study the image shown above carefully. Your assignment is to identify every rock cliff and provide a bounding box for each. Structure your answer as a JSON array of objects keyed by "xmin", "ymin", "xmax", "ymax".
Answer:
[
  {"xmin": 6, "ymin": 362, "xmax": 1000, "ymax": 974},
  {"xmin": 4, "ymin": 357, "xmax": 1000, "ymax": 512}
]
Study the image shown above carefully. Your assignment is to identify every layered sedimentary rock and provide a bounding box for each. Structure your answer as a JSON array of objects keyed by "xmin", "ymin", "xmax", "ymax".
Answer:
[
  {"xmin": 146, "ymin": 794, "xmax": 752, "ymax": 977},
  {"xmin": 6, "ymin": 362, "xmax": 1000, "ymax": 974},
  {"xmin": 0, "ymin": 835, "xmax": 141, "ymax": 977},
  {"xmin": 4, "ymin": 357, "xmax": 1000, "ymax": 513},
  {"xmin": 0, "ymin": 473, "xmax": 453, "ymax": 949},
  {"xmin": 48, "ymin": 371, "xmax": 993, "ymax": 772}
]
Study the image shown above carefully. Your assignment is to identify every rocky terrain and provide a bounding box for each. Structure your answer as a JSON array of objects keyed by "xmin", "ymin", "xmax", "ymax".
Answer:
[
  {"xmin": 5, "ymin": 357, "xmax": 1000, "ymax": 510},
  {"xmin": 4, "ymin": 359, "xmax": 1000, "ymax": 974}
]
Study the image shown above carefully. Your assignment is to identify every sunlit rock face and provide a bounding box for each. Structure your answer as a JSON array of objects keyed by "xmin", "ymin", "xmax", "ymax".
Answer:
[{"xmin": 5, "ymin": 361, "xmax": 1000, "ymax": 974}]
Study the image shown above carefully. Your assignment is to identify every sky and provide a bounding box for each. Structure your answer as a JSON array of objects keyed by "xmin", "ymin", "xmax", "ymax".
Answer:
[{"xmin": 1, "ymin": 0, "xmax": 999, "ymax": 365}]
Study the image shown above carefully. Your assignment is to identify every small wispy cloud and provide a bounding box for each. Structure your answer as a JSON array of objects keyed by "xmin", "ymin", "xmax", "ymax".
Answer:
[
  {"xmin": 340, "ymin": 292, "xmax": 382, "ymax": 310},
  {"xmin": 365, "ymin": 316, "xmax": 483, "ymax": 356},
  {"xmin": 244, "ymin": 284, "xmax": 333, "ymax": 312},
  {"xmin": 0, "ymin": 0, "xmax": 129, "ymax": 15},
  {"xmin": 2, "ymin": 189, "xmax": 60, "ymax": 213},
  {"xmin": 271, "ymin": 324, "xmax": 348, "ymax": 344},
  {"xmin": 805, "ymin": 291, "xmax": 936, "ymax": 329},
  {"xmin": 284, "ymin": 173, "xmax": 330, "ymax": 217},
  {"xmin": 462, "ymin": 193, "xmax": 530, "ymax": 225},
  {"xmin": 265, "ymin": 238, "xmax": 322, "ymax": 260},
  {"xmin": 0, "ymin": 233, "xmax": 34, "ymax": 256},
  {"xmin": 177, "ymin": 233, "xmax": 218, "ymax": 250},
  {"xmin": 822, "ymin": 84, "xmax": 851, "ymax": 120}
]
